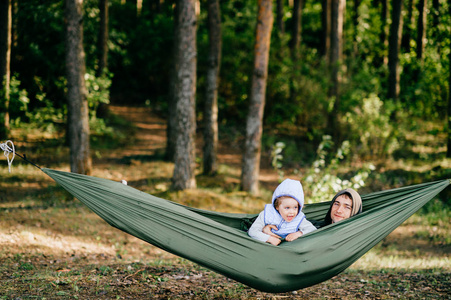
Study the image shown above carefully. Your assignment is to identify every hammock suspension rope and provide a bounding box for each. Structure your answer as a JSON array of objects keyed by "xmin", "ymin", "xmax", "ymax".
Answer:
[
  {"xmin": 1, "ymin": 140, "xmax": 15, "ymax": 173},
  {"xmin": 0, "ymin": 140, "xmax": 41, "ymax": 171}
]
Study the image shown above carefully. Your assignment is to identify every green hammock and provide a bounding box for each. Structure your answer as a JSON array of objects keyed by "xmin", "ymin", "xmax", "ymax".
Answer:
[{"xmin": 41, "ymin": 168, "xmax": 449, "ymax": 293}]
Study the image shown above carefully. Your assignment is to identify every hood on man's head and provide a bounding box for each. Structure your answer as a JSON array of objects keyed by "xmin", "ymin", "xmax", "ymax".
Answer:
[{"xmin": 271, "ymin": 178, "xmax": 304, "ymax": 209}]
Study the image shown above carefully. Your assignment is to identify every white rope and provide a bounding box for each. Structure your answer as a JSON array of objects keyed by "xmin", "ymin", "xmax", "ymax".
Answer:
[{"xmin": 0, "ymin": 140, "xmax": 15, "ymax": 173}]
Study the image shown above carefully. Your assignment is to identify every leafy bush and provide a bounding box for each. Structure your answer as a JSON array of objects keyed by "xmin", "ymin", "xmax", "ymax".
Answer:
[
  {"xmin": 301, "ymin": 135, "xmax": 375, "ymax": 204},
  {"xmin": 270, "ymin": 141, "xmax": 286, "ymax": 182},
  {"xmin": 342, "ymin": 94, "xmax": 399, "ymax": 159},
  {"xmin": 7, "ymin": 76, "xmax": 30, "ymax": 120},
  {"xmin": 85, "ymin": 70, "xmax": 112, "ymax": 117}
]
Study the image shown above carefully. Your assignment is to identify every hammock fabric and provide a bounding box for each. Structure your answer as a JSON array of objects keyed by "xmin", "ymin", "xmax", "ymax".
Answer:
[{"xmin": 42, "ymin": 168, "xmax": 449, "ymax": 293}]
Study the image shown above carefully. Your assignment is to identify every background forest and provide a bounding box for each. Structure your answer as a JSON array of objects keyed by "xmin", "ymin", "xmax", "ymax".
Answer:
[
  {"xmin": 1, "ymin": 0, "xmax": 450, "ymax": 197},
  {"xmin": 1, "ymin": 1, "xmax": 451, "ymax": 299}
]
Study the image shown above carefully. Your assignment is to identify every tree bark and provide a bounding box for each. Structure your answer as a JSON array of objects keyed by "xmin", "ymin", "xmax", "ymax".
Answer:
[
  {"xmin": 66, "ymin": 0, "xmax": 92, "ymax": 175},
  {"xmin": 0, "ymin": 0, "xmax": 11, "ymax": 139},
  {"xmin": 375, "ymin": 0, "xmax": 388, "ymax": 67},
  {"xmin": 166, "ymin": 3, "xmax": 178, "ymax": 161},
  {"xmin": 321, "ymin": 0, "xmax": 331, "ymax": 58},
  {"xmin": 352, "ymin": 0, "xmax": 360, "ymax": 57},
  {"xmin": 289, "ymin": 0, "xmax": 303, "ymax": 103},
  {"xmin": 447, "ymin": 4, "xmax": 451, "ymax": 158},
  {"xmin": 416, "ymin": 0, "xmax": 426, "ymax": 60},
  {"xmin": 290, "ymin": 0, "xmax": 302, "ymax": 53},
  {"xmin": 241, "ymin": 0, "xmax": 273, "ymax": 195},
  {"xmin": 327, "ymin": 0, "xmax": 345, "ymax": 139},
  {"xmin": 97, "ymin": 0, "xmax": 109, "ymax": 76},
  {"xmin": 401, "ymin": 0, "xmax": 414, "ymax": 53},
  {"xmin": 276, "ymin": 0, "xmax": 285, "ymax": 35},
  {"xmin": 203, "ymin": 0, "xmax": 222, "ymax": 175},
  {"xmin": 172, "ymin": 0, "xmax": 197, "ymax": 190},
  {"xmin": 387, "ymin": 0, "xmax": 403, "ymax": 101},
  {"xmin": 431, "ymin": 0, "xmax": 439, "ymax": 40}
]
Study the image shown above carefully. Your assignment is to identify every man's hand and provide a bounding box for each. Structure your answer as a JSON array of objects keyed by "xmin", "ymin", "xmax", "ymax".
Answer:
[{"xmin": 285, "ymin": 231, "xmax": 303, "ymax": 242}]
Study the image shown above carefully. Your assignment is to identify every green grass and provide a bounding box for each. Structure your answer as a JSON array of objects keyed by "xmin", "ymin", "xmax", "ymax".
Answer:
[{"xmin": 1, "ymin": 107, "xmax": 450, "ymax": 299}]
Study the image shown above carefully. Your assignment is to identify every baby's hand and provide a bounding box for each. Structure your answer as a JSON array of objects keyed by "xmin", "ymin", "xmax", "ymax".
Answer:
[
  {"xmin": 266, "ymin": 235, "xmax": 282, "ymax": 246},
  {"xmin": 285, "ymin": 231, "xmax": 303, "ymax": 242},
  {"xmin": 262, "ymin": 224, "xmax": 280, "ymax": 237}
]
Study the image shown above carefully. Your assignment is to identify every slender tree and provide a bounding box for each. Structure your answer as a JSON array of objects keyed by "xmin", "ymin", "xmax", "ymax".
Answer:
[
  {"xmin": 431, "ymin": 0, "xmax": 439, "ymax": 40},
  {"xmin": 96, "ymin": 0, "xmax": 109, "ymax": 118},
  {"xmin": 290, "ymin": 0, "xmax": 303, "ymax": 53},
  {"xmin": 97, "ymin": 0, "xmax": 109, "ymax": 77},
  {"xmin": 203, "ymin": 0, "xmax": 222, "ymax": 175},
  {"xmin": 402, "ymin": 0, "xmax": 414, "ymax": 53},
  {"xmin": 351, "ymin": 0, "xmax": 360, "ymax": 57},
  {"xmin": 447, "ymin": 4, "xmax": 451, "ymax": 158},
  {"xmin": 241, "ymin": 0, "xmax": 274, "ymax": 195},
  {"xmin": 289, "ymin": 0, "xmax": 303, "ymax": 104},
  {"xmin": 172, "ymin": 0, "xmax": 197, "ymax": 190},
  {"xmin": 416, "ymin": 0, "xmax": 427, "ymax": 60},
  {"xmin": 276, "ymin": 0, "xmax": 285, "ymax": 35},
  {"xmin": 374, "ymin": 0, "xmax": 389, "ymax": 67},
  {"xmin": 327, "ymin": 0, "xmax": 345, "ymax": 140},
  {"xmin": 66, "ymin": 0, "xmax": 92, "ymax": 175},
  {"xmin": 166, "ymin": 3, "xmax": 179, "ymax": 161},
  {"xmin": 387, "ymin": 0, "xmax": 403, "ymax": 101},
  {"xmin": 321, "ymin": 0, "xmax": 331, "ymax": 58},
  {"xmin": 0, "ymin": 0, "xmax": 11, "ymax": 139}
]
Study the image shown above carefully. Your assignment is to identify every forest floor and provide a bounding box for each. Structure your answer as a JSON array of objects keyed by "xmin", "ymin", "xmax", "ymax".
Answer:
[{"xmin": 0, "ymin": 105, "xmax": 450, "ymax": 299}]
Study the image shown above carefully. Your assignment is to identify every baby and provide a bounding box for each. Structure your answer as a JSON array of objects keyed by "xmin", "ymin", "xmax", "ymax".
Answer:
[{"xmin": 247, "ymin": 178, "xmax": 317, "ymax": 246}]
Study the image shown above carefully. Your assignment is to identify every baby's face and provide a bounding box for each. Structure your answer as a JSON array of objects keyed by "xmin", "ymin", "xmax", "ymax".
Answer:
[{"xmin": 275, "ymin": 196, "xmax": 299, "ymax": 222}]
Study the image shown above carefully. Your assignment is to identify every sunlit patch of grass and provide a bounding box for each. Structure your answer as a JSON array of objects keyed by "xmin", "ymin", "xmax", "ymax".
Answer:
[
  {"xmin": 352, "ymin": 250, "xmax": 450, "ymax": 270},
  {"xmin": 351, "ymin": 214, "xmax": 451, "ymax": 271}
]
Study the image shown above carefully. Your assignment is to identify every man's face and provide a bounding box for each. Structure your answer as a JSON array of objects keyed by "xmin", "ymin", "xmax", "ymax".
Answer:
[
  {"xmin": 330, "ymin": 195, "xmax": 353, "ymax": 223},
  {"xmin": 275, "ymin": 196, "xmax": 299, "ymax": 223}
]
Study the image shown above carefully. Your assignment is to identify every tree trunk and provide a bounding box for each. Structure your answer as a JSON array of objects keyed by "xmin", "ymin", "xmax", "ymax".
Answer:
[
  {"xmin": 431, "ymin": 0, "xmax": 439, "ymax": 40},
  {"xmin": 137, "ymin": 0, "xmax": 142, "ymax": 16},
  {"xmin": 166, "ymin": 3, "xmax": 178, "ymax": 161},
  {"xmin": 447, "ymin": 4, "xmax": 451, "ymax": 158},
  {"xmin": 276, "ymin": 0, "xmax": 285, "ymax": 35},
  {"xmin": 327, "ymin": 0, "xmax": 345, "ymax": 140},
  {"xmin": 351, "ymin": 0, "xmax": 360, "ymax": 57},
  {"xmin": 401, "ymin": 0, "xmax": 414, "ymax": 53},
  {"xmin": 0, "ymin": 0, "xmax": 11, "ymax": 139},
  {"xmin": 66, "ymin": 0, "xmax": 92, "ymax": 175},
  {"xmin": 376, "ymin": 0, "xmax": 388, "ymax": 67},
  {"xmin": 97, "ymin": 0, "xmax": 109, "ymax": 76},
  {"xmin": 203, "ymin": 0, "xmax": 222, "ymax": 175},
  {"xmin": 290, "ymin": 0, "xmax": 302, "ymax": 53},
  {"xmin": 387, "ymin": 0, "xmax": 403, "ymax": 101},
  {"xmin": 416, "ymin": 0, "xmax": 426, "ymax": 60},
  {"xmin": 321, "ymin": 0, "xmax": 331, "ymax": 58},
  {"xmin": 289, "ymin": 0, "xmax": 303, "ymax": 104},
  {"xmin": 241, "ymin": 0, "xmax": 273, "ymax": 195},
  {"xmin": 172, "ymin": 0, "xmax": 197, "ymax": 190}
]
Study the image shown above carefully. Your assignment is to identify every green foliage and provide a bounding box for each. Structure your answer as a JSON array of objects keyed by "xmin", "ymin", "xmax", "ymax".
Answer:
[
  {"xmin": 85, "ymin": 70, "xmax": 112, "ymax": 116},
  {"xmin": 5, "ymin": 0, "xmax": 450, "ymax": 170},
  {"xmin": 342, "ymin": 94, "xmax": 399, "ymax": 158},
  {"xmin": 14, "ymin": 0, "xmax": 66, "ymax": 108},
  {"xmin": 270, "ymin": 142, "xmax": 286, "ymax": 182},
  {"xmin": 302, "ymin": 135, "xmax": 375, "ymax": 204},
  {"xmin": 400, "ymin": 49, "xmax": 449, "ymax": 118},
  {"xmin": 212, "ymin": 0, "xmax": 256, "ymax": 124},
  {"xmin": 418, "ymin": 199, "xmax": 451, "ymax": 225},
  {"xmin": 7, "ymin": 76, "xmax": 30, "ymax": 120}
]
